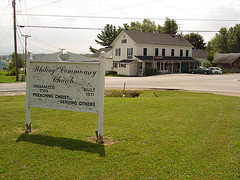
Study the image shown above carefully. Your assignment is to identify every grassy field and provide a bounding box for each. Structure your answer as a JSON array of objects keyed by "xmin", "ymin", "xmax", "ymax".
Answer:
[
  {"xmin": 0, "ymin": 91, "xmax": 240, "ymax": 179},
  {"xmin": 0, "ymin": 74, "xmax": 26, "ymax": 83}
]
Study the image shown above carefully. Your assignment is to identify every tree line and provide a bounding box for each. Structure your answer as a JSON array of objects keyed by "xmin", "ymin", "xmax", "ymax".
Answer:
[
  {"xmin": 207, "ymin": 24, "xmax": 240, "ymax": 60},
  {"xmin": 90, "ymin": 18, "xmax": 240, "ymax": 61}
]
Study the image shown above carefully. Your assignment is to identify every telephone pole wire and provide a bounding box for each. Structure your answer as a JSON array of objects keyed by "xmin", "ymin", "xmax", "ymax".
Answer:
[{"xmin": 12, "ymin": 0, "xmax": 19, "ymax": 81}]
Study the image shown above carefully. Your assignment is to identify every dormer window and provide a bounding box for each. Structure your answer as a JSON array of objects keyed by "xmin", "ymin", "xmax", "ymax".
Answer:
[{"xmin": 121, "ymin": 34, "xmax": 127, "ymax": 43}]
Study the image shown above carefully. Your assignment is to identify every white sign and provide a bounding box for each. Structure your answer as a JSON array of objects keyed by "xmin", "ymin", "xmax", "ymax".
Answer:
[
  {"xmin": 29, "ymin": 61, "xmax": 99, "ymax": 113},
  {"xmin": 25, "ymin": 52, "xmax": 105, "ymax": 143}
]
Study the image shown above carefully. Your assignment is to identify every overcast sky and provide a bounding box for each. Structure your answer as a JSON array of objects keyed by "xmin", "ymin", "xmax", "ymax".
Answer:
[{"xmin": 0, "ymin": 0, "xmax": 240, "ymax": 55}]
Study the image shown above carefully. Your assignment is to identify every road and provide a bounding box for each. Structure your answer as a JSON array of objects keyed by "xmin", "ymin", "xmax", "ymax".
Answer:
[{"xmin": 0, "ymin": 74, "xmax": 240, "ymax": 97}]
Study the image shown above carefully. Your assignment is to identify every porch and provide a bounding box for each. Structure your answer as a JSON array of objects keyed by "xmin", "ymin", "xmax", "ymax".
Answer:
[{"xmin": 136, "ymin": 56, "xmax": 199, "ymax": 76}]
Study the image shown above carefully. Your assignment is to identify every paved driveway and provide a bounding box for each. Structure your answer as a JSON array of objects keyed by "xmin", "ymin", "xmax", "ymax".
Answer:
[
  {"xmin": 105, "ymin": 74, "xmax": 240, "ymax": 97},
  {"xmin": 1, "ymin": 74, "xmax": 240, "ymax": 97}
]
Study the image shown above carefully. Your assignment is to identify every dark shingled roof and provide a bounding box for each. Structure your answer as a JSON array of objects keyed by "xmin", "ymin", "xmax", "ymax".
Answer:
[
  {"xmin": 192, "ymin": 49, "xmax": 208, "ymax": 59},
  {"xmin": 135, "ymin": 56, "xmax": 197, "ymax": 62},
  {"xmin": 124, "ymin": 31, "xmax": 193, "ymax": 47},
  {"xmin": 213, "ymin": 53, "xmax": 240, "ymax": 64},
  {"xmin": 119, "ymin": 60, "xmax": 135, "ymax": 63}
]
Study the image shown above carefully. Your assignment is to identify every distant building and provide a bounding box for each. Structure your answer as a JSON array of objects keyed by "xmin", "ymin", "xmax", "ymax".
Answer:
[
  {"xmin": 32, "ymin": 51, "xmax": 94, "ymax": 62},
  {"xmin": 0, "ymin": 60, "xmax": 7, "ymax": 71},
  {"xmin": 192, "ymin": 49, "xmax": 209, "ymax": 67},
  {"xmin": 92, "ymin": 48, "xmax": 113, "ymax": 71},
  {"xmin": 212, "ymin": 53, "xmax": 240, "ymax": 72},
  {"xmin": 111, "ymin": 30, "xmax": 198, "ymax": 76}
]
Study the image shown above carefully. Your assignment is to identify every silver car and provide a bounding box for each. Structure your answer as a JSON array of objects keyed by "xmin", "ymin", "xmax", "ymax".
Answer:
[{"xmin": 208, "ymin": 67, "xmax": 223, "ymax": 74}]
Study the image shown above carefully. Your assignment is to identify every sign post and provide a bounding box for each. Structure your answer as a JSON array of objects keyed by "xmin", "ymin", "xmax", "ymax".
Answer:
[
  {"xmin": 25, "ymin": 51, "xmax": 105, "ymax": 143},
  {"xmin": 97, "ymin": 52, "xmax": 105, "ymax": 143}
]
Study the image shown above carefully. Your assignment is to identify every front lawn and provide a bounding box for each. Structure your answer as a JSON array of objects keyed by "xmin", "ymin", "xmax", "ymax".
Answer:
[
  {"xmin": 0, "ymin": 91, "xmax": 239, "ymax": 179},
  {"xmin": 0, "ymin": 73, "xmax": 26, "ymax": 83}
]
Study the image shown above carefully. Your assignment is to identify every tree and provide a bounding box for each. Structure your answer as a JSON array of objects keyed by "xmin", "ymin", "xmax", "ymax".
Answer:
[
  {"xmin": 228, "ymin": 24, "xmax": 240, "ymax": 53},
  {"xmin": 9, "ymin": 53, "xmax": 24, "ymax": 69},
  {"xmin": 207, "ymin": 24, "xmax": 240, "ymax": 56},
  {"xmin": 95, "ymin": 24, "xmax": 122, "ymax": 47},
  {"xmin": 183, "ymin": 33, "xmax": 206, "ymax": 50},
  {"xmin": 162, "ymin": 17, "xmax": 178, "ymax": 34},
  {"xmin": 89, "ymin": 46, "xmax": 97, "ymax": 53},
  {"xmin": 123, "ymin": 19, "xmax": 157, "ymax": 33},
  {"xmin": 94, "ymin": 18, "xmax": 178, "ymax": 48},
  {"xmin": 213, "ymin": 27, "xmax": 229, "ymax": 53},
  {"xmin": 206, "ymin": 41, "xmax": 214, "ymax": 61}
]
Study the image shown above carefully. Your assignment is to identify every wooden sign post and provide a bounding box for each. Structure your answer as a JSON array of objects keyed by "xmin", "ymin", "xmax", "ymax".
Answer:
[{"xmin": 25, "ymin": 52, "xmax": 105, "ymax": 143}]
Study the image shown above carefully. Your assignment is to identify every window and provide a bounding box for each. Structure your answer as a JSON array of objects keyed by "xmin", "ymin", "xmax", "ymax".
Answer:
[
  {"xmin": 115, "ymin": 48, "xmax": 121, "ymax": 56},
  {"xmin": 113, "ymin": 61, "xmax": 118, "ymax": 68},
  {"xmin": 120, "ymin": 63, "xmax": 126, "ymax": 68},
  {"xmin": 121, "ymin": 39, "xmax": 127, "ymax": 43},
  {"xmin": 186, "ymin": 50, "xmax": 189, "ymax": 57},
  {"xmin": 180, "ymin": 49, "xmax": 183, "ymax": 57},
  {"xmin": 127, "ymin": 48, "xmax": 133, "ymax": 58},
  {"xmin": 155, "ymin": 48, "xmax": 159, "ymax": 56},
  {"xmin": 171, "ymin": 49, "xmax": 175, "ymax": 56},
  {"xmin": 143, "ymin": 48, "xmax": 147, "ymax": 56},
  {"xmin": 162, "ymin": 49, "xmax": 165, "ymax": 56}
]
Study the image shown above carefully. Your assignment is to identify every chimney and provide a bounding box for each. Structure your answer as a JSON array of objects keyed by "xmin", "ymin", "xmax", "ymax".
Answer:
[{"xmin": 170, "ymin": 29, "xmax": 175, "ymax": 37}]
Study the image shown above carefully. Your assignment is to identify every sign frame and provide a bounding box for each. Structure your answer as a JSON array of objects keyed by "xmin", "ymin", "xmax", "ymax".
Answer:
[{"xmin": 25, "ymin": 52, "xmax": 105, "ymax": 143}]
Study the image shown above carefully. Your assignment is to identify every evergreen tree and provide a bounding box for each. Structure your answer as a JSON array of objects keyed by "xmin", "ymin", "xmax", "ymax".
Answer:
[{"xmin": 95, "ymin": 24, "xmax": 122, "ymax": 47}]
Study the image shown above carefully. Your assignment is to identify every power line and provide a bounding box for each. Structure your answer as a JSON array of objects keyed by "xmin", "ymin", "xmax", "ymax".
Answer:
[
  {"xmin": 17, "ymin": 13, "xmax": 240, "ymax": 22},
  {"xmin": 18, "ymin": 25, "xmax": 220, "ymax": 33},
  {"xmin": 18, "ymin": 25, "xmax": 104, "ymax": 30}
]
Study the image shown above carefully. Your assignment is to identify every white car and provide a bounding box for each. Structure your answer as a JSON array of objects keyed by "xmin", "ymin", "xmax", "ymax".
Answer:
[{"xmin": 208, "ymin": 67, "xmax": 223, "ymax": 74}]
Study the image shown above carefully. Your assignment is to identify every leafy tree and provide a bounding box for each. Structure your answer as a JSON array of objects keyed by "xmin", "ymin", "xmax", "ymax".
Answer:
[
  {"xmin": 206, "ymin": 41, "xmax": 214, "ymax": 61},
  {"xmin": 162, "ymin": 17, "xmax": 178, "ymax": 34},
  {"xmin": 94, "ymin": 18, "xmax": 178, "ymax": 48},
  {"xmin": 183, "ymin": 33, "xmax": 206, "ymax": 50},
  {"xmin": 228, "ymin": 24, "xmax": 240, "ymax": 53},
  {"xmin": 212, "ymin": 27, "xmax": 229, "ymax": 53},
  {"xmin": 123, "ymin": 19, "xmax": 157, "ymax": 33},
  {"xmin": 9, "ymin": 53, "xmax": 24, "ymax": 69},
  {"xmin": 95, "ymin": 24, "xmax": 122, "ymax": 47},
  {"xmin": 207, "ymin": 24, "xmax": 240, "ymax": 56}
]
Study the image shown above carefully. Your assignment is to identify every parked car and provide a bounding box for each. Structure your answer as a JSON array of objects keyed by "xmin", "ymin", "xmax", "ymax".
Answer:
[
  {"xmin": 208, "ymin": 67, "xmax": 223, "ymax": 74},
  {"xmin": 189, "ymin": 67, "xmax": 212, "ymax": 74}
]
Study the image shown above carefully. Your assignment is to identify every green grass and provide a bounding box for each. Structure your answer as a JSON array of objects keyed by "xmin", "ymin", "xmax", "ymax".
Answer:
[
  {"xmin": 0, "ymin": 74, "xmax": 26, "ymax": 83},
  {"xmin": 0, "ymin": 91, "xmax": 240, "ymax": 179}
]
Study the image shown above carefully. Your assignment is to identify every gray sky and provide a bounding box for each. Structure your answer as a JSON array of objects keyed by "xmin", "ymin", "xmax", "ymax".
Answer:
[{"xmin": 0, "ymin": 0, "xmax": 240, "ymax": 54}]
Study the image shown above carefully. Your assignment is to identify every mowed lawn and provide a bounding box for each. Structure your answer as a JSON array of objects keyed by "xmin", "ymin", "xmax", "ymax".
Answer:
[{"xmin": 0, "ymin": 91, "xmax": 240, "ymax": 179}]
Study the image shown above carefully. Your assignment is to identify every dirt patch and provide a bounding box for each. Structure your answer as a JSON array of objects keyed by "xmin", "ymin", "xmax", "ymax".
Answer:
[
  {"xmin": 105, "ymin": 89, "xmax": 140, "ymax": 97},
  {"xmin": 17, "ymin": 127, "xmax": 38, "ymax": 134},
  {"xmin": 0, "ymin": 91, "xmax": 26, "ymax": 96},
  {"xmin": 86, "ymin": 137, "xmax": 118, "ymax": 146}
]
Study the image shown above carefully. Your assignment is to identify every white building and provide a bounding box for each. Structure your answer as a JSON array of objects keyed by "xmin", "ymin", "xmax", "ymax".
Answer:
[
  {"xmin": 92, "ymin": 48, "xmax": 113, "ymax": 72},
  {"xmin": 111, "ymin": 30, "xmax": 198, "ymax": 76}
]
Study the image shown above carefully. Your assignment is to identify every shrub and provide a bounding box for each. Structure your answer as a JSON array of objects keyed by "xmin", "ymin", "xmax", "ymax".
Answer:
[{"xmin": 105, "ymin": 71, "xmax": 117, "ymax": 76}]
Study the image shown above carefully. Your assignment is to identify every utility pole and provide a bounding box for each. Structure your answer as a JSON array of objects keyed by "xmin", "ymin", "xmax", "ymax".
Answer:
[
  {"xmin": 12, "ymin": 0, "xmax": 18, "ymax": 81},
  {"xmin": 22, "ymin": 35, "xmax": 31, "ymax": 75}
]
